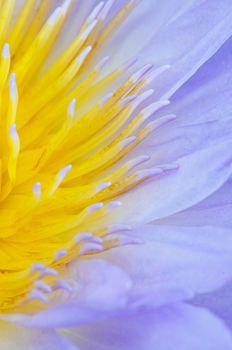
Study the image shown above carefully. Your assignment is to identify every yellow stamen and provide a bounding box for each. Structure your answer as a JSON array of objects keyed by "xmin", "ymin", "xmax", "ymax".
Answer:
[{"xmin": 0, "ymin": 1, "xmax": 175, "ymax": 312}]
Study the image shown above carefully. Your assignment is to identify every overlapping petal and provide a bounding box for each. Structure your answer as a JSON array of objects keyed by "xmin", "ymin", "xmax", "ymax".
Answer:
[
  {"xmin": 65, "ymin": 304, "xmax": 232, "ymax": 350},
  {"xmin": 107, "ymin": 0, "xmax": 232, "ymax": 99},
  {"xmin": 111, "ymin": 139, "xmax": 232, "ymax": 223},
  {"xmin": 4, "ymin": 222, "xmax": 232, "ymax": 330},
  {"xmin": 157, "ymin": 177, "xmax": 232, "ymax": 228}
]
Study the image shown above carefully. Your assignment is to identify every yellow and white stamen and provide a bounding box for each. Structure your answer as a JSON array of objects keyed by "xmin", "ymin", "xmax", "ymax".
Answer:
[{"xmin": 0, "ymin": 0, "xmax": 178, "ymax": 312}]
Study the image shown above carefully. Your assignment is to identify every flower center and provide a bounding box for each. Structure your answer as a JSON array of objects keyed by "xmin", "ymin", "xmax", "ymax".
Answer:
[{"xmin": 0, "ymin": 0, "xmax": 173, "ymax": 312}]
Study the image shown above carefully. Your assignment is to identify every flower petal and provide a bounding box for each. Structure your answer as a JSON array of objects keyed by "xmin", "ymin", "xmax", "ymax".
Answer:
[
  {"xmin": 2, "ymin": 260, "xmax": 132, "ymax": 328},
  {"xmin": 111, "ymin": 140, "xmax": 232, "ymax": 223},
  {"xmin": 102, "ymin": 224, "xmax": 232, "ymax": 301},
  {"xmin": 193, "ymin": 281, "xmax": 232, "ymax": 329},
  {"xmin": 143, "ymin": 0, "xmax": 232, "ymax": 99},
  {"xmin": 108, "ymin": 0, "xmax": 232, "ymax": 99},
  {"xmin": 3, "ymin": 222, "xmax": 232, "ymax": 328},
  {"xmin": 157, "ymin": 178, "xmax": 232, "ymax": 228},
  {"xmin": 169, "ymin": 37, "xmax": 232, "ymax": 124},
  {"xmin": 66, "ymin": 304, "xmax": 232, "ymax": 350},
  {"xmin": 142, "ymin": 36, "xmax": 232, "ymax": 165}
]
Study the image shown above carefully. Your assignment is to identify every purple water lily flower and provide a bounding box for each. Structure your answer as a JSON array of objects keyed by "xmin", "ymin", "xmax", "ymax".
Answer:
[{"xmin": 0, "ymin": 0, "xmax": 232, "ymax": 349}]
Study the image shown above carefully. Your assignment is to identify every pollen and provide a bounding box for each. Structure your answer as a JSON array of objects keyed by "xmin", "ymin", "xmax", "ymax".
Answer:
[{"xmin": 0, "ymin": 0, "xmax": 173, "ymax": 312}]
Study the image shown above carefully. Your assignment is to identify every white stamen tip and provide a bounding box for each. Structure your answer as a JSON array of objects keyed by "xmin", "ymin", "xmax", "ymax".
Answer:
[
  {"xmin": 100, "ymin": 0, "xmax": 115, "ymax": 20},
  {"xmin": 142, "ymin": 100, "xmax": 170, "ymax": 120},
  {"xmin": 29, "ymin": 290, "xmax": 49, "ymax": 303},
  {"xmin": 54, "ymin": 279, "xmax": 73, "ymax": 292},
  {"xmin": 88, "ymin": 1, "xmax": 105, "ymax": 22},
  {"xmin": 75, "ymin": 232, "xmax": 102, "ymax": 244},
  {"xmin": 75, "ymin": 232, "xmax": 93, "ymax": 243},
  {"xmin": 108, "ymin": 201, "xmax": 122, "ymax": 210},
  {"xmin": 80, "ymin": 19, "xmax": 98, "ymax": 40},
  {"xmin": 9, "ymin": 73, "xmax": 17, "ymax": 100},
  {"xmin": 88, "ymin": 202, "xmax": 104, "ymax": 214},
  {"xmin": 55, "ymin": 249, "xmax": 68, "ymax": 260},
  {"xmin": 131, "ymin": 64, "xmax": 153, "ymax": 83},
  {"xmin": 61, "ymin": 0, "xmax": 72, "ymax": 13},
  {"xmin": 78, "ymin": 46, "xmax": 92, "ymax": 63},
  {"xmin": 2, "ymin": 43, "xmax": 10, "ymax": 58},
  {"xmin": 132, "ymin": 90, "xmax": 154, "ymax": 109},
  {"xmin": 146, "ymin": 64, "xmax": 171, "ymax": 83},
  {"xmin": 9, "ymin": 123, "xmax": 17, "ymax": 138},
  {"xmin": 68, "ymin": 98, "xmax": 76, "ymax": 117},
  {"xmin": 48, "ymin": 7, "xmax": 62, "ymax": 25},
  {"xmin": 120, "ymin": 136, "xmax": 136, "ymax": 149},
  {"xmin": 160, "ymin": 163, "xmax": 179, "ymax": 171},
  {"xmin": 32, "ymin": 182, "xmax": 41, "ymax": 200},
  {"xmin": 57, "ymin": 164, "xmax": 72, "ymax": 180},
  {"xmin": 35, "ymin": 280, "xmax": 52, "ymax": 293},
  {"xmin": 31, "ymin": 262, "xmax": 45, "ymax": 273},
  {"xmin": 120, "ymin": 95, "xmax": 136, "ymax": 107},
  {"xmin": 79, "ymin": 242, "xmax": 103, "ymax": 255},
  {"xmin": 127, "ymin": 155, "xmax": 150, "ymax": 169},
  {"xmin": 104, "ymin": 233, "xmax": 143, "ymax": 247},
  {"xmin": 96, "ymin": 181, "xmax": 112, "ymax": 192},
  {"xmin": 40, "ymin": 267, "xmax": 58, "ymax": 278}
]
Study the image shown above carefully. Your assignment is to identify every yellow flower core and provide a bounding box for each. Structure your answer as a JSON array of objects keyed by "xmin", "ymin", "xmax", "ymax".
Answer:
[{"xmin": 0, "ymin": 0, "xmax": 171, "ymax": 312}]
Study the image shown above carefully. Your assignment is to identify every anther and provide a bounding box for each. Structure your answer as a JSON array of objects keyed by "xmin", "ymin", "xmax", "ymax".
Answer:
[
  {"xmin": 126, "ymin": 155, "xmax": 150, "ymax": 170},
  {"xmin": 9, "ymin": 72, "xmax": 17, "ymax": 100},
  {"xmin": 87, "ymin": 202, "xmax": 104, "ymax": 214},
  {"xmin": 107, "ymin": 201, "xmax": 122, "ymax": 211},
  {"xmin": 35, "ymin": 280, "xmax": 52, "ymax": 293},
  {"xmin": 79, "ymin": 242, "xmax": 103, "ymax": 255},
  {"xmin": 29, "ymin": 290, "xmax": 49, "ymax": 303},
  {"xmin": 48, "ymin": 164, "xmax": 72, "ymax": 196},
  {"xmin": 2, "ymin": 43, "xmax": 10, "ymax": 58},
  {"xmin": 48, "ymin": 7, "xmax": 62, "ymax": 26},
  {"xmin": 55, "ymin": 249, "xmax": 68, "ymax": 261},
  {"xmin": 96, "ymin": 181, "xmax": 112, "ymax": 192},
  {"xmin": 39, "ymin": 267, "xmax": 58, "ymax": 278},
  {"xmin": 119, "ymin": 136, "xmax": 136, "ymax": 149},
  {"xmin": 54, "ymin": 279, "xmax": 73, "ymax": 292},
  {"xmin": 87, "ymin": 2, "xmax": 105, "ymax": 22},
  {"xmin": 142, "ymin": 100, "xmax": 170, "ymax": 121},
  {"xmin": 67, "ymin": 98, "xmax": 76, "ymax": 118},
  {"xmin": 32, "ymin": 182, "xmax": 41, "ymax": 201},
  {"xmin": 130, "ymin": 64, "xmax": 153, "ymax": 83}
]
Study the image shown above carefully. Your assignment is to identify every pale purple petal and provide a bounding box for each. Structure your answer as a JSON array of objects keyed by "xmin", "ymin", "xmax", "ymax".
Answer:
[
  {"xmin": 157, "ymin": 178, "xmax": 232, "ymax": 228},
  {"xmin": 140, "ymin": 37, "xmax": 232, "ymax": 165},
  {"xmin": 110, "ymin": 140, "xmax": 232, "ymax": 223},
  {"xmin": 9, "ymin": 222, "xmax": 232, "ymax": 329},
  {"xmin": 143, "ymin": 0, "xmax": 232, "ymax": 100},
  {"xmin": 66, "ymin": 304, "xmax": 232, "ymax": 350},
  {"xmin": 102, "ymin": 224, "xmax": 232, "ymax": 300},
  {"xmin": 193, "ymin": 282, "xmax": 232, "ymax": 330},
  {"xmin": 107, "ymin": 0, "xmax": 232, "ymax": 100},
  {"xmin": 2, "ymin": 260, "xmax": 132, "ymax": 328}
]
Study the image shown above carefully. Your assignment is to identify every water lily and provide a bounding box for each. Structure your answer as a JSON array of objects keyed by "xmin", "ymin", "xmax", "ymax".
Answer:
[{"xmin": 0, "ymin": 0, "xmax": 232, "ymax": 348}]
